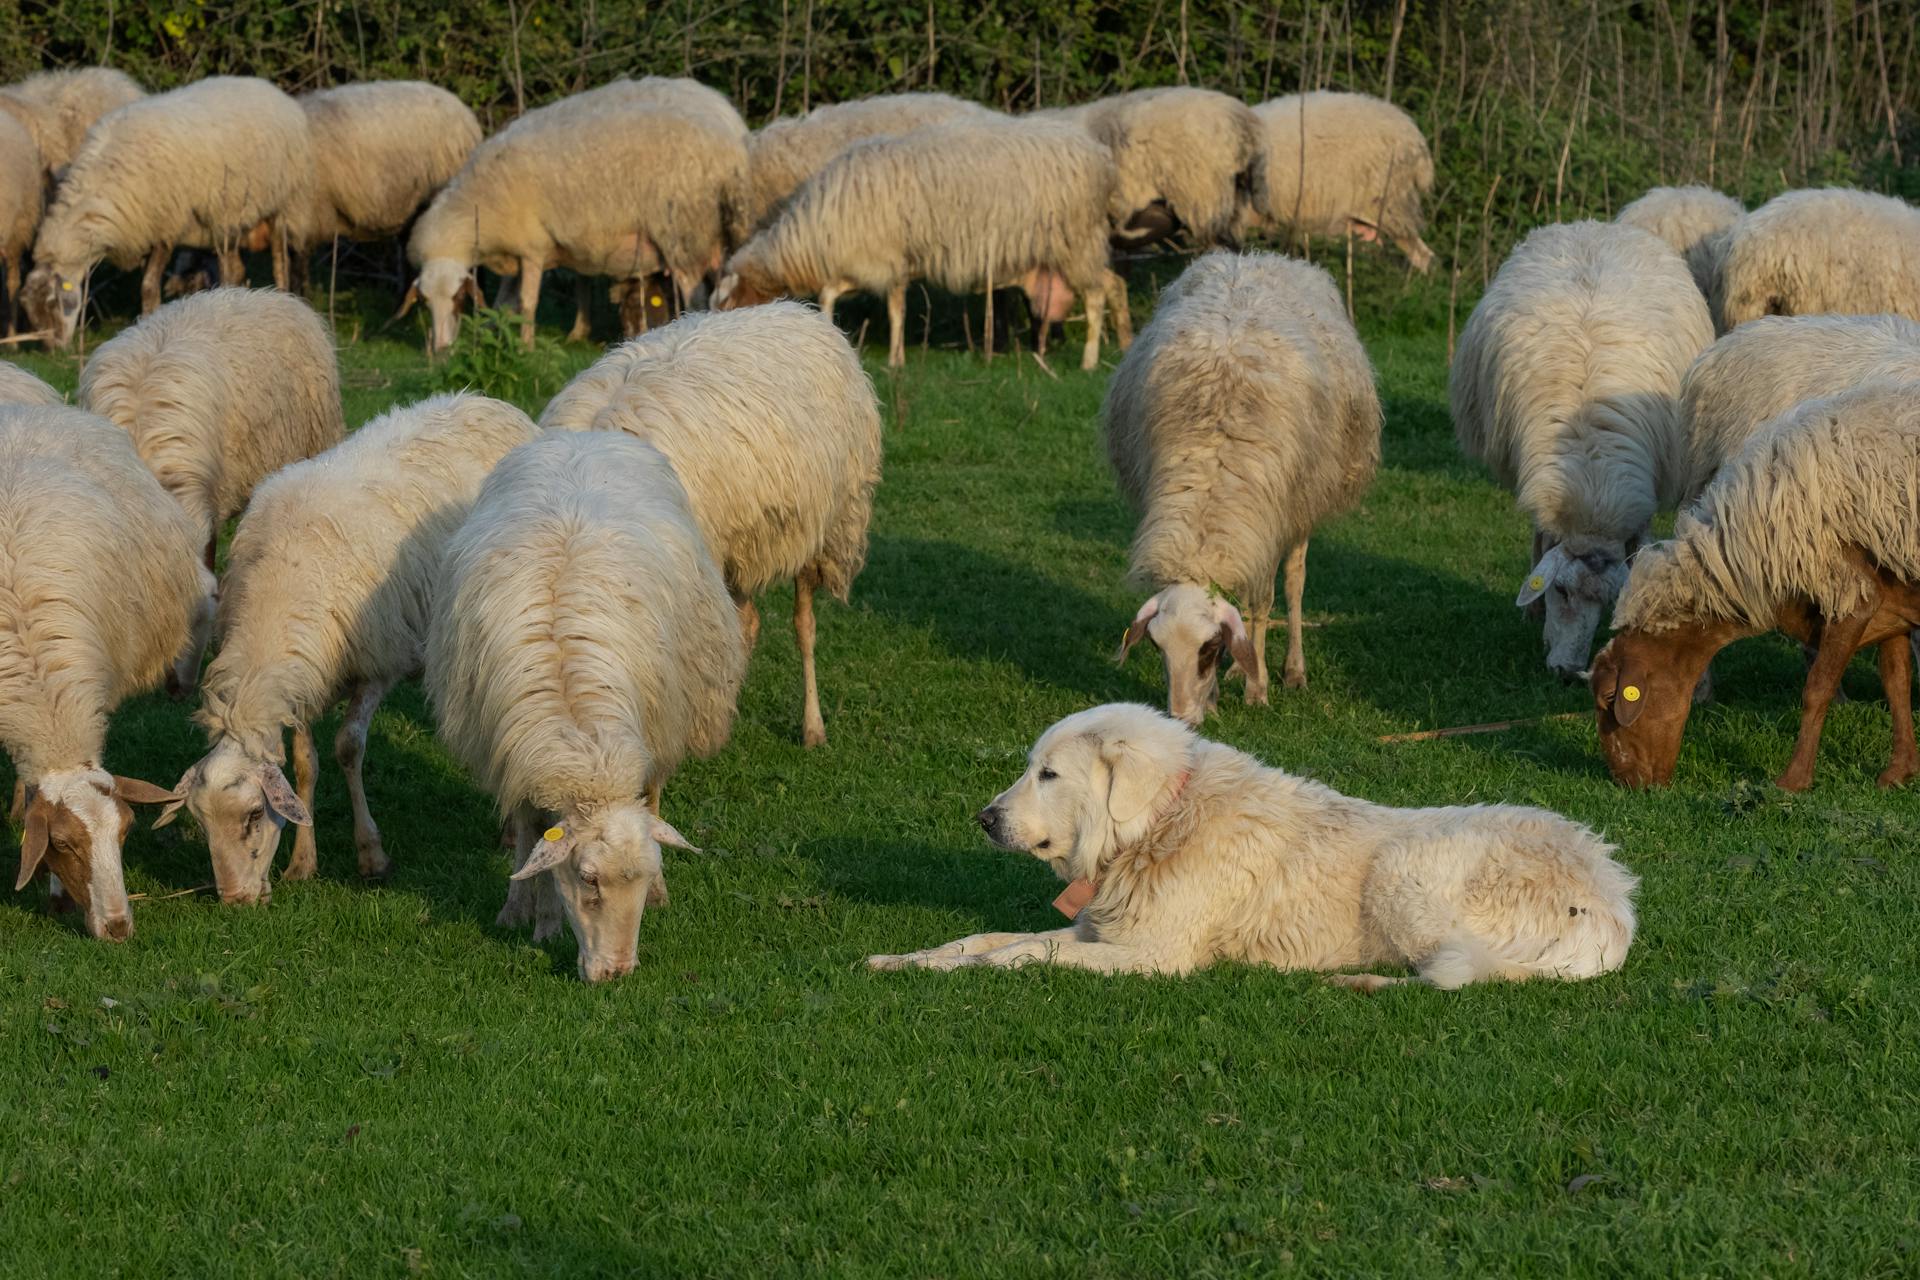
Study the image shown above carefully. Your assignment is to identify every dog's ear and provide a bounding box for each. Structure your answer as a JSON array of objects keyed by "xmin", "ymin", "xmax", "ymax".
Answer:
[
  {"xmin": 1116, "ymin": 595, "xmax": 1160, "ymax": 663},
  {"xmin": 1590, "ymin": 642, "xmax": 1647, "ymax": 727},
  {"xmin": 1100, "ymin": 736, "xmax": 1165, "ymax": 826}
]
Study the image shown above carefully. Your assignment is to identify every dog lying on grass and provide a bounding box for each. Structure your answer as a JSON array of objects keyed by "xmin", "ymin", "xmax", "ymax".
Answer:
[{"xmin": 869, "ymin": 704, "xmax": 1637, "ymax": 989}]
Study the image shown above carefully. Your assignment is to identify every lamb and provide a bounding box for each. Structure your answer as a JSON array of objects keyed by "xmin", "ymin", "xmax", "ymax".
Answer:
[
  {"xmin": 425, "ymin": 430, "xmax": 746, "ymax": 982},
  {"xmin": 1254, "ymin": 91, "xmax": 1437, "ymax": 272},
  {"xmin": 22, "ymin": 76, "xmax": 314, "ymax": 345},
  {"xmin": 1048, "ymin": 87, "xmax": 1263, "ymax": 249},
  {"xmin": 152, "ymin": 393, "xmax": 540, "ymax": 906},
  {"xmin": 747, "ymin": 92, "xmax": 997, "ymax": 227},
  {"xmin": 0, "ymin": 66, "xmax": 144, "ymax": 181},
  {"xmin": 404, "ymin": 80, "xmax": 749, "ymax": 352},
  {"xmin": 0, "ymin": 111, "xmax": 42, "ymax": 334},
  {"xmin": 1712, "ymin": 187, "xmax": 1920, "ymax": 333},
  {"xmin": 715, "ymin": 115, "xmax": 1129, "ymax": 370},
  {"xmin": 1451, "ymin": 220, "xmax": 1714, "ymax": 678},
  {"xmin": 1614, "ymin": 184, "xmax": 1744, "ymax": 299},
  {"xmin": 0, "ymin": 404, "xmax": 212, "ymax": 940},
  {"xmin": 1680, "ymin": 313, "xmax": 1920, "ymax": 498},
  {"xmin": 77, "ymin": 288, "xmax": 346, "ymax": 688},
  {"xmin": 296, "ymin": 81, "xmax": 483, "ymax": 249},
  {"xmin": 539, "ymin": 302, "xmax": 882, "ymax": 747},
  {"xmin": 1592, "ymin": 380, "xmax": 1920, "ymax": 791},
  {"xmin": 0, "ymin": 359, "xmax": 60, "ymax": 406},
  {"xmin": 1107, "ymin": 251, "xmax": 1381, "ymax": 723}
]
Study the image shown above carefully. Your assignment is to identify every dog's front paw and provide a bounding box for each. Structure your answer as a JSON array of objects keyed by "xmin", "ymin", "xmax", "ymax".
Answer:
[{"xmin": 866, "ymin": 953, "xmax": 913, "ymax": 972}]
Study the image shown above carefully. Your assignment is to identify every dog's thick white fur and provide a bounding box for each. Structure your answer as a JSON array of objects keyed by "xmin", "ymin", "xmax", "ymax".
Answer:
[{"xmin": 869, "ymin": 704, "xmax": 1637, "ymax": 989}]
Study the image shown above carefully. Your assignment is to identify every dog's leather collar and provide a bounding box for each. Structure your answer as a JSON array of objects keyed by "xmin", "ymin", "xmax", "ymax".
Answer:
[{"xmin": 1052, "ymin": 767, "xmax": 1191, "ymax": 919}]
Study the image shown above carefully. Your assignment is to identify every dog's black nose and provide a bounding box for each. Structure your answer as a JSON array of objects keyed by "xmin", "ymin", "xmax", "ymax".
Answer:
[{"xmin": 975, "ymin": 807, "xmax": 998, "ymax": 835}]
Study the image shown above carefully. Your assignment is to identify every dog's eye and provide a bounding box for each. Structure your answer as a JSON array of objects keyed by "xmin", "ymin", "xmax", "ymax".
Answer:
[{"xmin": 1037, "ymin": 767, "xmax": 1057, "ymax": 782}]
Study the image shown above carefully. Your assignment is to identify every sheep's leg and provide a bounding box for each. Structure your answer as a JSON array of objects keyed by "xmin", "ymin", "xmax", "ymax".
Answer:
[
  {"xmin": 795, "ymin": 568, "xmax": 827, "ymax": 748},
  {"xmin": 270, "ymin": 221, "xmax": 290, "ymax": 292},
  {"xmin": 336, "ymin": 678, "xmax": 395, "ymax": 879},
  {"xmin": 1081, "ymin": 282, "xmax": 1106, "ymax": 371},
  {"xmin": 3, "ymin": 252, "xmax": 18, "ymax": 335},
  {"xmin": 1777, "ymin": 605, "xmax": 1872, "ymax": 791},
  {"xmin": 217, "ymin": 244, "xmax": 245, "ymax": 288},
  {"xmin": 886, "ymin": 282, "xmax": 906, "ymax": 368},
  {"xmin": 497, "ymin": 804, "xmax": 539, "ymax": 929},
  {"xmin": 735, "ymin": 595, "xmax": 761, "ymax": 655},
  {"xmin": 284, "ymin": 723, "xmax": 319, "ymax": 881},
  {"xmin": 1281, "ymin": 539, "xmax": 1309, "ymax": 690},
  {"xmin": 139, "ymin": 245, "xmax": 167, "ymax": 315},
  {"xmin": 1106, "ymin": 269, "xmax": 1133, "ymax": 349},
  {"xmin": 517, "ymin": 262, "xmax": 543, "ymax": 349},
  {"xmin": 1877, "ymin": 635, "xmax": 1918, "ymax": 788},
  {"xmin": 492, "ymin": 274, "xmax": 520, "ymax": 311},
  {"xmin": 531, "ymin": 867, "xmax": 564, "ymax": 943},
  {"xmin": 817, "ymin": 284, "xmax": 843, "ymax": 324},
  {"xmin": 567, "ymin": 276, "xmax": 592, "ymax": 342}
]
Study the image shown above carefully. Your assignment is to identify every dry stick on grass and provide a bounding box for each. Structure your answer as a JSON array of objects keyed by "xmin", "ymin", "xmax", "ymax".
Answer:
[
  {"xmin": 1378, "ymin": 712, "xmax": 1585, "ymax": 744},
  {"xmin": 127, "ymin": 884, "xmax": 217, "ymax": 901}
]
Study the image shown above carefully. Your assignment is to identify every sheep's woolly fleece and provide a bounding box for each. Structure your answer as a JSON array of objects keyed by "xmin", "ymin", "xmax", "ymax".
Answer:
[{"xmin": 1712, "ymin": 186, "xmax": 1920, "ymax": 332}]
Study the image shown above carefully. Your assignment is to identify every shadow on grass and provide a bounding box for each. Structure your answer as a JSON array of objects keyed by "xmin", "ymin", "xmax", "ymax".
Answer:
[{"xmin": 800, "ymin": 835, "xmax": 1065, "ymax": 933}]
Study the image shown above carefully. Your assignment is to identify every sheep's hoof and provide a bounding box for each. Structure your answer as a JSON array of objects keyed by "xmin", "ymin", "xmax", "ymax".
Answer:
[
  {"xmin": 1877, "ymin": 761, "xmax": 1917, "ymax": 789},
  {"xmin": 495, "ymin": 899, "xmax": 532, "ymax": 929},
  {"xmin": 1244, "ymin": 684, "xmax": 1270, "ymax": 707},
  {"xmin": 1773, "ymin": 768, "xmax": 1813, "ymax": 793},
  {"xmin": 1282, "ymin": 669, "xmax": 1308, "ymax": 690},
  {"xmin": 1326, "ymin": 973, "xmax": 1398, "ymax": 995},
  {"xmin": 357, "ymin": 841, "xmax": 390, "ymax": 881},
  {"xmin": 280, "ymin": 858, "xmax": 316, "ymax": 882},
  {"xmin": 802, "ymin": 722, "xmax": 827, "ymax": 750}
]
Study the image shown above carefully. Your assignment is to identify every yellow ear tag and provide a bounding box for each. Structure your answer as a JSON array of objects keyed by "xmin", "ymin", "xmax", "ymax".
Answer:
[
  {"xmin": 649, "ymin": 295, "xmax": 664, "ymax": 307},
  {"xmin": 543, "ymin": 826, "xmax": 565, "ymax": 842},
  {"xmin": 60, "ymin": 281, "xmax": 73, "ymax": 291},
  {"xmin": 1621, "ymin": 685, "xmax": 1641, "ymax": 702},
  {"xmin": 1529, "ymin": 575, "xmax": 1545, "ymax": 591}
]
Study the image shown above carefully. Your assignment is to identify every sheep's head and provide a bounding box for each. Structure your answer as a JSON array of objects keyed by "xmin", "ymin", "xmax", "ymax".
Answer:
[
  {"xmin": 710, "ymin": 261, "xmax": 782, "ymax": 310},
  {"xmin": 14, "ymin": 768, "xmax": 177, "ymax": 940},
  {"xmin": 21, "ymin": 263, "xmax": 85, "ymax": 349},
  {"xmin": 402, "ymin": 257, "xmax": 482, "ymax": 355},
  {"xmin": 511, "ymin": 800, "xmax": 692, "ymax": 983},
  {"xmin": 1590, "ymin": 627, "xmax": 1730, "ymax": 788},
  {"xmin": 1117, "ymin": 583, "xmax": 1258, "ymax": 727},
  {"xmin": 154, "ymin": 739, "xmax": 311, "ymax": 906},
  {"xmin": 1517, "ymin": 537, "xmax": 1631, "ymax": 680}
]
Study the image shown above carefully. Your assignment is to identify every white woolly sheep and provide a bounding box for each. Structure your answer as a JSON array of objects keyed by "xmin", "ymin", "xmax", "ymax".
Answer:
[
  {"xmin": 78, "ymin": 288, "xmax": 346, "ymax": 688},
  {"xmin": 22, "ymin": 76, "xmax": 314, "ymax": 345},
  {"xmin": 154, "ymin": 393, "xmax": 540, "ymax": 906},
  {"xmin": 1614, "ymin": 184, "xmax": 1744, "ymax": 299},
  {"xmin": 1713, "ymin": 187, "xmax": 1920, "ymax": 333},
  {"xmin": 716, "ymin": 115, "xmax": 1129, "ymax": 370},
  {"xmin": 0, "ymin": 359, "xmax": 59, "ymax": 406},
  {"xmin": 0, "ymin": 404, "xmax": 212, "ymax": 940},
  {"xmin": 1254, "ymin": 91, "xmax": 1436, "ymax": 272},
  {"xmin": 606, "ymin": 75, "xmax": 747, "ymax": 139},
  {"xmin": 1451, "ymin": 220, "xmax": 1714, "ymax": 678},
  {"xmin": 540, "ymin": 302, "xmax": 881, "ymax": 746},
  {"xmin": 748, "ymin": 92, "xmax": 997, "ymax": 227},
  {"xmin": 0, "ymin": 111, "xmax": 42, "ymax": 333},
  {"xmin": 425, "ymin": 430, "xmax": 746, "ymax": 983},
  {"xmin": 1680, "ymin": 313, "xmax": 1920, "ymax": 498},
  {"xmin": 405, "ymin": 80, "xmax": 749, "ymax": 353},
  {"xmin": 297, "ymin": 81, "xmax": 482, "ymax": 249},
  {"xmin": 1594, "ymin": 380, "xmax": 1920, "ymax": 790},
  {"xmin": 1107, "ymin": 250, "xmax": 1381, "ymax": 723},
  {"xmin": 1048, "ymin": 87, "xmax": 1262, "ymax": 249},
  {"xmin": 0, "ymin": 66, "xmax": 144, "ymax": 181}
]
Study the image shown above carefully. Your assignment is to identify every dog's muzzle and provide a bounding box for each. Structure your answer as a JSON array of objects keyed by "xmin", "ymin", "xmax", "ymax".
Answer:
[{"xmin": 976, "ymin": 805, "xmax": 1006, "ymax": 844}]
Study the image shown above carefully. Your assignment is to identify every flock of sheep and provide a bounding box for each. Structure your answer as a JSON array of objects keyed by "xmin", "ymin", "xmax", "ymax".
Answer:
[{"xmin": 2, "ymin": 64, "xmax": 1919, "ymax": 987}]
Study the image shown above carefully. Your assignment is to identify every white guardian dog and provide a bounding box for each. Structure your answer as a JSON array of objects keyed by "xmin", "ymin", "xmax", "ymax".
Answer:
[{"xmin": 869, "ymin": 704, "xmax": 1637, "ymax": 989}]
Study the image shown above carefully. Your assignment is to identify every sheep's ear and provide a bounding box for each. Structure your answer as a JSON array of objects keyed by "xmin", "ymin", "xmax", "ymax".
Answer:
[
  {"xmin": 1212, "ymin": 596, "xmax": 1258, "ymax": 673},
  {"xmin": 150, "ymin": 764, "xmax": 200, "ymax": 829},
  {"xmin": 15, "ymin": 794, "xmax": 49, "ymax": 892},
  {"xmin": 111, "ymin": 776, "xmax": 176, "ymax": 806},
  {"xmin": 1591, "ymin": 644, "xmax": 1648, "ymax": 728},
  {"xmin": 512, "ymin": 825, "xmax": 576, "ymax": 880},
  {"xmin": 455, "ymin": 274, "xmax": 482, "ymax": 309},
  {"xmin": 1117, "ymin": 595, "xmax": 1160, "ymax": 663},
  {"xmin": 649, "ymin": 815, "xmax": 698, "ymax": 852},
  {"xmin": 258, "ymin": 765, "xmax": 311, "ymax": 827},
  {"xmin": 1101, "ymin": 736, "xmax": 1165, "ymax": 826},
  {"xmin": 1516, "ymin": 546, "xmax": 1567, "ymax": 608},
  {"xmin": 393, "ymin": 283, "xmax": 421, "ymax": 321}
]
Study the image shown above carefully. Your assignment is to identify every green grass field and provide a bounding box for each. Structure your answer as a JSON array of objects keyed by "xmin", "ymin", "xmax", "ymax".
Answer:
[{"xmin": 3, "ymin": 285, "xmax": 1917, "ymax": 1277}]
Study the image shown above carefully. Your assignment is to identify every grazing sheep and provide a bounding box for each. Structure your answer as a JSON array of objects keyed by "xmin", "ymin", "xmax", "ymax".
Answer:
[
  {"xmin": 425, "ymin": 431, "xmax": 746, "ymax": 982},
  {"xmin": 1681, "ymin": 313, "xmax": 1920, "ymax": 497},
  {"xmin": 1254, "ymin": 91, "xmax": 1436, "ymax": 272},
  {"xmin": 1713, "ymin": 187, "xmax": 1920, "ymax": 333},
  {"xmin": 404, "ymin": 81, "xmax": 749, "ymax": 353},
  {"xmin": 154, "ymin": 393, "xmax": 540, "ymax": 905},
  {"xmin": 607, "ymin": 75, "xmax": 747, "ymax": 139},
  {"xmin": 1451, "ymin": 220, "xmax": 1714, "ymax": 678},
  {"xmin": 0, "ymin": 405, "xmax": 212, "ymax": 940},
  {"xmin": 540, "ymin": 303, "xmax": 882, "ymax": 746},
  {"xmin": 297, "ymin": 81, "xmax": 482, "ymax": 248},
  {"xmin": 1050, "ymin": 87, "xmax": 1263, "ymax": 249},
  {"xmin": 1108, "ymin": 251, "xmax": 1381, "ymax": 722},
  {"xmin": 0, "ymin": 360, "xmax": 59, "ymax": 406},
  {"xmin": 78, "ymin": 288, "xmax": 345, "ymax": 688},
  {"xmin": 1614, "ymin": 184, "xmax": 1744, "ymax": 299},
  {"xmin": 22, "ymin": 76, "xmax": 314, "ymax": 345},
  {"xmin": 1593, "ymin": 381, "xmax": 1920, "ymax": 790},
  {"xmin": 748, "ymin": 92, "xmax": 997, "ymax": 227},
  {"xmin": 0, "ymin": 111, "xmax": 42, "ymax": 333},
  {"xmin": 715, "ymin": 116, "xmax": 1129, "ymax": 370},
  {"xmin": 0, "ymin": 67, "xmax": 144, "ymax": 181}
]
